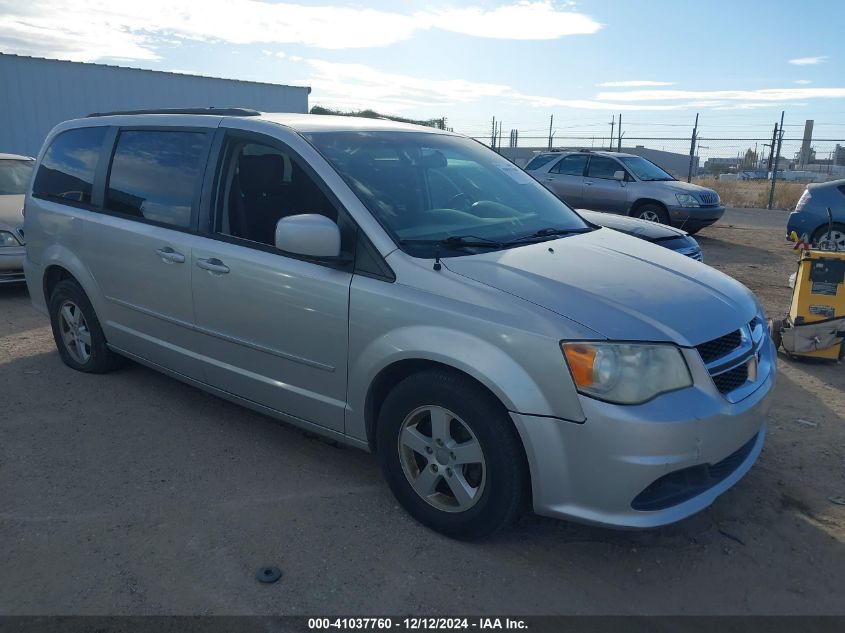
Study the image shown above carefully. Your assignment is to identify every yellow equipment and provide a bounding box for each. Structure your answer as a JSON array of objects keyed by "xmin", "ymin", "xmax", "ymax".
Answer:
[{"xmin": 771, "ymin": 217, "xmax": 845, "ymax": 361}]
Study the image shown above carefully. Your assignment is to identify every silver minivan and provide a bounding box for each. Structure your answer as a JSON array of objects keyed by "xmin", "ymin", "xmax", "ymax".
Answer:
[{"xmin": 24, "ymin": 110, "xmax": 774, "ymax": 539}]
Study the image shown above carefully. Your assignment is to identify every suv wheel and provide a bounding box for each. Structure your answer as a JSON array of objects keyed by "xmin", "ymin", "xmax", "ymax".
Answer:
[
  {"xmin": 633, "ymin": 203, "xmax": 669, "ymax": 224},
  {"xmin": 376, "ymin": 369, "xmax": 527, "ymax": 540},
  {"xmin": 48, "ymin": 279, "xmax": 119, "ymax": 373}
]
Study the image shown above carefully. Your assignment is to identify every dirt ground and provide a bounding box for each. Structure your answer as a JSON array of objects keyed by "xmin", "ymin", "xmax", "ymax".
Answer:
[{"xmin": 1, "ymin": 208, "xmax": 844, "ymax": 615}]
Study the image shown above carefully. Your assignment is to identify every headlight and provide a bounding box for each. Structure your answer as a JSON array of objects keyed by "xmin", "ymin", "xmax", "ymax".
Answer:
[
  {"xmin": 675, "ymin": 193, "xmax": 700, "ymax": 208},
  {"xmin": 0, "ymin": 230, "xmax": 21, "ymax": 247},
  {"xmin": 561, "ymin": 342, "xmax": 692, "ymax": 404}
]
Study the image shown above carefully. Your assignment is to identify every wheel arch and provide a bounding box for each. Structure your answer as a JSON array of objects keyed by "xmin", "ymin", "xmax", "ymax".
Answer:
[
  {"xmin": 629, "ymin": 198, "xmax": 668, "ymax": 217},
  {"xmin": 40, "ymin": 245, "xmax": 103, "ymax": 313},
  {"xmin": 364, "ymin": 358, "xmax": 510, "ymax": 455}
]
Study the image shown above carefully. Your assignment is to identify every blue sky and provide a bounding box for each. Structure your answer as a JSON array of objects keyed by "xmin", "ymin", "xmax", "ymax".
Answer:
[{"xmin": 2, "ymin": 0, "xmax": 844, "ymax": 145}]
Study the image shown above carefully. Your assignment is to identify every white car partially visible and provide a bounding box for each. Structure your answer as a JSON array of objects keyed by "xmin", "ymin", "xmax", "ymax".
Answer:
[{"xmin": 0, "ymin": 153, "xmax": 33, "ymax": 284}]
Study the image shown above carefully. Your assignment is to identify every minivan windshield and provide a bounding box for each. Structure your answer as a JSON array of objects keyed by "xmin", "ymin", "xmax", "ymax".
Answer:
[
  {"xmin": 0, "ymin": 159, "xmax": 34, "ymax": 195},
  {"xmin": 618, "ymin": 156, "xmax": 675, "ymax": 182},
  {"xmin": 305, "ymin": 131, "xmax": 590, "ymax": 256}
]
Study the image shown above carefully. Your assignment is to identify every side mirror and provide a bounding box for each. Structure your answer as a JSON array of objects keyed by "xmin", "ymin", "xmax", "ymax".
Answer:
[
  {"xmin": 613, "ymin": 170, "xmax": 626, "ymax": 181},
  {"xmin": 275, "ymin": 214, "xmax": 341, "ymax": 259}
]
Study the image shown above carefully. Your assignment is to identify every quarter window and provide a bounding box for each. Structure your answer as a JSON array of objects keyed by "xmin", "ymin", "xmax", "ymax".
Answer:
[
  {"xmin": 586, "ymin": 156, "xmax": 622, "ymax": 180},
  {"xmin": 32, "ymin": 127, "xmax": 107, "ymax": 205},
  {"xmin": 550, "ymin": 154, "xmax": 588, "ymax": 176},
  {"xmin": 524, "ymin": 154, "xmax": 557, "ymax": 171},
  {"xmin": 106, "ymin": 130, "xmax": 207, "ymax": 229}
]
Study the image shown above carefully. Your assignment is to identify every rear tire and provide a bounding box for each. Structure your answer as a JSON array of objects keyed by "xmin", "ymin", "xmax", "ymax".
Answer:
[
  {"xmin": 376, "ymin": 369, "xmax": 528, "ymax": 540},
  {"xmin": 811, "ymin": 223, "xmax": 845, "ymax": 250},
  {"xmin": 632, "ymin": 202, "xmax": 670, "ymax": 225},
  {"xmin": 48, "ymin": 279, "xmax": 119, "ymax": 373}
]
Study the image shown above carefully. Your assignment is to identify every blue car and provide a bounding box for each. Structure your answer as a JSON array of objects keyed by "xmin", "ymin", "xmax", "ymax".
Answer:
[{"xmin": 786, "ymin": 178, "xmax": 845, "ymax": 249}]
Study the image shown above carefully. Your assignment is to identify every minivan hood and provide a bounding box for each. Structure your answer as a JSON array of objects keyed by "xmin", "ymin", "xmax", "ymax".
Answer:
[{"xmin": 443, "ymin": 228, "xmax": 756, "ymax": 347}]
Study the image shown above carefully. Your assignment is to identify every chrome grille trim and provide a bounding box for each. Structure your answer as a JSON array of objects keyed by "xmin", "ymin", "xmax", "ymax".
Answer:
[{"xmin": 698, "ymin": 318, "xmax": 769, "ymax": 402}]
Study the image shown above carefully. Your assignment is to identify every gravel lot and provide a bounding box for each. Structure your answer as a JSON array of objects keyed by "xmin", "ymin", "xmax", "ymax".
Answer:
[{"xmin": 1, "ymin": 208, "xmax": 843, "ymax": 615}]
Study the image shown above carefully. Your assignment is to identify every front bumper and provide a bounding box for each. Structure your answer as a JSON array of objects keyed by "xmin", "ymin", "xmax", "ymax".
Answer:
[
  {"xmin": 512, "ymin": 342, "xmax": 775, "ymax": 528},
  {"xmin": 0, "ymin": 246, "xmax": 25, "ymax": 284},
  {"xmin": 668, "ymin": 205, "xmax": 725, "ymax": 231},
  {"xmin": 786, "ymin": 210, "xmax": 815, "ymax": 240}
]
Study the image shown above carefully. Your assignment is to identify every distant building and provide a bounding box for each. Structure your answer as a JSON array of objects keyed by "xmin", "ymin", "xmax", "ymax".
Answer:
[{"xmin": 0, "ymin": 53, "xmax": 310, "ymax": 156}]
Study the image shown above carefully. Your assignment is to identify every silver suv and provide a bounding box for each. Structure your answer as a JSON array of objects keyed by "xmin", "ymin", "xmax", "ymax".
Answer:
[
  {"xmin": 24, "ymin": 109, "xmax": 773, "ymax": 539},
  {"xmin": 525, "ymin": 150, "xmax": 725, "ymax": 233}
]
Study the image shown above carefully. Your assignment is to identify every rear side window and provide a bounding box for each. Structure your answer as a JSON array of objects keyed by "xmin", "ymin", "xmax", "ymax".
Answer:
[
  {"xmin": 106, "ymin": 130, "xmax": 207, "ymax": 229},
  {"xmin": 524, "ymin": 154, "xmax": 557, "ymax": 171},
  {"xmin": 550, "ymin": 154, "xmax": 588, "ymax": 176},
  {"xmin": 586, "ymin": 155, "xmax": 621, "ymax": 179},
  {"xmin": 33, "ymin": 127, "xmax": 107, "ymax": 205}
]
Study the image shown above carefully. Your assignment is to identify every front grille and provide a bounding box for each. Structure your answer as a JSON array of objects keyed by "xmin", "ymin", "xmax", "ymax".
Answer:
[
  {"xmin": 712, "ymin": 364, "xmax": 749, "ymax": 394},
  {"xmin": 631, "ymin": 432, "xmax": 758, "ymax": 511},
  {"xmin": 699, "ymin": 192, "xmax": 719, "ymax": 205},
  {"xmin": 696, "ymin": 329, "xmax": 741, "ymax": 363}
]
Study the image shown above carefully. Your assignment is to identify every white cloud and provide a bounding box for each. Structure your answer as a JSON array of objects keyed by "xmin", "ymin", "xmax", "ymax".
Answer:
[
  {"xmin": 594, "ymin": 87, "xmax": 845, "ymax": 102},
  {"xmin": 430, "ymin": 2, "xmax": 601, "ymax": 40},
  {"xmin": 304, "ymin": 59, "xmax": 722, "ymax": 114},
  {"xmin": 788, "ymin": 56, "xmax": 828, "ymax": 65},
  {"xmin": 0, "ymin": 0, "xmax": 600, "ymax": 62},
  {"xmin": 597, "ymin": 80, "xmax": 674, "ymax": 87},
  {"xmin": 794, "ymin": 79, "xmax": 812, "ymax": 84}
]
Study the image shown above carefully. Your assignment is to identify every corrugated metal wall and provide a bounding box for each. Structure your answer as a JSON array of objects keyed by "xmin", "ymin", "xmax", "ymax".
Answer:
[{"xmin": 0, "ymin": 54, "xmax": 310, "ymax": 156}]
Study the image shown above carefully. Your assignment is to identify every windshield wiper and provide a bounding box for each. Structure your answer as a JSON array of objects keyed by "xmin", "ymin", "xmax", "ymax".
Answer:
[
  {"xmin": 503, "ymin": 227, "xmax": 592, "ymax": 245},
  {"xmin": 399, "ymin": 235, "xmax": 505, "ymax": 249}
]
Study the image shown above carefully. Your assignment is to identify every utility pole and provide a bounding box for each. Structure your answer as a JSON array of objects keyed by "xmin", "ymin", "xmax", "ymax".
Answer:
[
  {"xmin": 687, "ymin": 113, "xmax": 699, "ymax": 183},
  {"xmin": 609, "ymin": 115, "xmax": 615, "ymax": 151},
  {"xmin": 497, "ymin": 121, "xmax": 503, "ymax": 153},
  {"xmin": 548, "ymin": 114, "xmax": 554, "ymax": 150},
  {"xmin": 766, "ymin": 122, "xmax": 778, "ymax": 173},
  {"xmin": 491, "ymin": 116, "xmax": 497, "ymax": 150},
  {"xmin": 768, "ymin": 110, "xmax": 785, "ymax": 210},
  {"xmin": 617, "ymin": 114, "xmax": 622, "ymax": 152}
]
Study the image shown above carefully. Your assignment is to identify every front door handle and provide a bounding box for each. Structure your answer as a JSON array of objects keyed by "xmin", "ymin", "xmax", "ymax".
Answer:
[
  {"xmin": 584, "ymin": 181, "xmax": 594, "ymax": 186},
  {"xmin": 196, "ymin": 258, "xmax": 230, "ymax": 275},
  {"xmin": 157, "ymin": 247, "xmax": 185, "ymax": 264},
  {"xmin": 544, "ymin": 177, "xmax": 554, "ymax": 182}
]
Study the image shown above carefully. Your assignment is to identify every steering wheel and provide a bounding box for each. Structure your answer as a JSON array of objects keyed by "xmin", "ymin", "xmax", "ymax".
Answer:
[{"xmin": 447, "ymin": 192, "xmax": 474, "ymax": 210}]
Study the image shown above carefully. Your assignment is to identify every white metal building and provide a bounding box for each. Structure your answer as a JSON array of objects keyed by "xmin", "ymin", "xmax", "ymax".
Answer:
[{"xmin": 0, "ymin": 53, "xmax": 310, "ymax": 157}]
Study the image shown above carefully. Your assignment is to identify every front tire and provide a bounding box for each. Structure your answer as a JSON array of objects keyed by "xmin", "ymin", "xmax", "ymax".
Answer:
[
  {"xmin": 48, "ymin": 279, "xmax": 119, "ymax": 373},
  {"xmin": 811, "ymin": 223, "xmax": 845, "ymax": 250},
  {"xmin": 632, "ymin": 202, "xmax": 670, "ymax": 224},
  {"xmin": 376, "ymin": 369, "xmax": 528, "ymax": 540}
]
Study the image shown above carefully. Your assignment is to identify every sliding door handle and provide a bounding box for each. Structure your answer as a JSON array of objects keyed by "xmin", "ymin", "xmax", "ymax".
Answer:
[
  {"xmin": 157, "ymin": 247, "xmax": 185, "ymax": 264},
  {"xmin": 196, "ymin": 258, "xmax": 230, "ymax": 274}
]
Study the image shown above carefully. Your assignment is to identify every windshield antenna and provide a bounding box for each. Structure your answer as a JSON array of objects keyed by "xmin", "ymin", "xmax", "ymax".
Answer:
[{"xmin": 433, "ymin": 243, "xmax": 442, "ymax": 271}]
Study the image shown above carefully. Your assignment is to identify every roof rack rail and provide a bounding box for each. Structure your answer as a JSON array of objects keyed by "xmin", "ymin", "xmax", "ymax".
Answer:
[{"xmin": 86, "ymin": 107, "xmax": 261, "ymax": 118}]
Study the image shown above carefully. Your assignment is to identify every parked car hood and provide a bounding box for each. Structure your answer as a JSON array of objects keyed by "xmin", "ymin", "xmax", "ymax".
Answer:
[
  {"xmin": 0, "ymin": 194, "xmax": 24, "ymax": 230},
  {"xmin": 661, "ymin": 180, "xmax": 717, "ymax": 197},
  {"xmin": 578, "ymin": 209, "xmax": 687, "ymax": 240},
  {"xmin": 443, "ymin": 228, "xmax": 755, "ymax": 347}
]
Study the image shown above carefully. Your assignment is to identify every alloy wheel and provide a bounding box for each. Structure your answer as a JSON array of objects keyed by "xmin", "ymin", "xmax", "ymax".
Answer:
[
  {"xmin": 639, "ymin": 209, "xmax": 662, "ymax": 223},
  {"xmin": 58, "ymin": 300, "xmax": 92, "ymax": 364},
  {"xmin": 817, "ymin": 229, "xmax": 845, "ymax": 251},
  {"xmin": 397, "ymin": 405, "xmax": 487, "ymax": 513}
]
